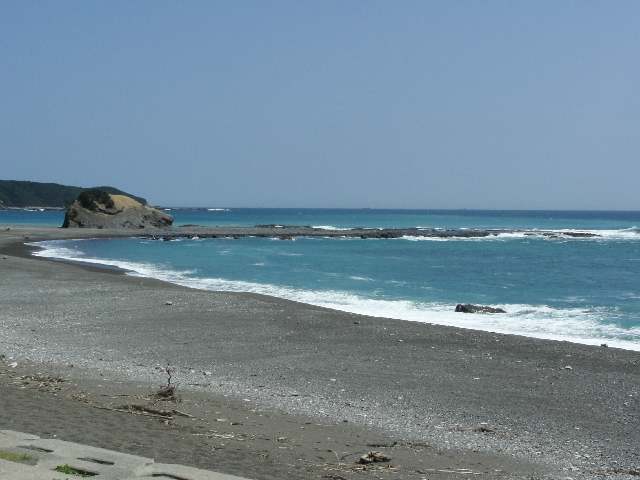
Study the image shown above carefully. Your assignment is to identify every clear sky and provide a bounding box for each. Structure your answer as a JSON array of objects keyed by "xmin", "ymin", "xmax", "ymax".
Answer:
[{"xmin": 1, "ymin": 2, "xmax": 638, "ymax": 209}]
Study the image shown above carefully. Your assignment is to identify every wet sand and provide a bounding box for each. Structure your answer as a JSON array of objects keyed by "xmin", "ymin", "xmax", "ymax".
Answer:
[{"xmin": 1, "ymin": 227, "xmax": 639, "ymax": 479}]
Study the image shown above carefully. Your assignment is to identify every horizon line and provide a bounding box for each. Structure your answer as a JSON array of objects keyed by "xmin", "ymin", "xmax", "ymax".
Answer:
[{"xmin": 155, "ymin": 206, "xmax": 640, "ymax": 213}]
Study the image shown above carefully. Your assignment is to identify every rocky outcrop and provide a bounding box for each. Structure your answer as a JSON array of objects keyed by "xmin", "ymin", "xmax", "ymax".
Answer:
[
  {"xmin": 455, "ymin": 304, "xmax": 507, "ymax": 314},
  {"xmin": 62, "ymin": 190, "xmax": 172, "ymax": 229}
]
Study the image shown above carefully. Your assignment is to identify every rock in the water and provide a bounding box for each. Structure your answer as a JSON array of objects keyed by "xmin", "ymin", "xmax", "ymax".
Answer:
[
  {"xmin": 455, "ymin": 304, "xmax": 506, "ymax": 314},
  {"xmin": 62, "ymin": 189, "xmax": 172, "ymax": 229}
]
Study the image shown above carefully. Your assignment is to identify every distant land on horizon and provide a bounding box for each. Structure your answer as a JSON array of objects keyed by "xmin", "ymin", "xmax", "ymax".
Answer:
[
  {"xmin": 0, "ymin": 180, "xmax": 146, "ymax": 208},
  {"xmin": 1, "ymin": 180, "xmax": 637, "ymax": 213}
]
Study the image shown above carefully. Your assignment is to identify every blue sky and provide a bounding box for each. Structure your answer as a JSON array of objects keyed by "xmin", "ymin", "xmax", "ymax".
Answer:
[{"xmin": 1, "ymin": 1, "xmax": 638, "ymax": 208}]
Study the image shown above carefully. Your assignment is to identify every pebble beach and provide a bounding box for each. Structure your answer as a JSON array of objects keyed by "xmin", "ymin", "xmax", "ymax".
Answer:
[{"xmin": 1, "ymin": 227, "xmax": 639, "ymax": 479}]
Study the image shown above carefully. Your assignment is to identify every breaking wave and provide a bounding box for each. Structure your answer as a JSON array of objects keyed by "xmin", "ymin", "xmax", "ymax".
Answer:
[
  {"xmin": 312, "ymin": 225, "xmax": 354, "ymax": 231},
  {"xmin": 401, "ymin": 227, "xmax": 640, "ymax": 242},
  {"xmin": 30, "ymin": 240, "xmax": 640, "ymax": 351}
]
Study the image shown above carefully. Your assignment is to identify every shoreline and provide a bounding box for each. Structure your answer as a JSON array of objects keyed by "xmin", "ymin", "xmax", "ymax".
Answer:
[
  {"xmin": 1, "ymin": 227, "xmax": 639, "ymax": 479},
  {"xmin": 18, "ymin": 227, "xmax": 640, "ymax": 352}
]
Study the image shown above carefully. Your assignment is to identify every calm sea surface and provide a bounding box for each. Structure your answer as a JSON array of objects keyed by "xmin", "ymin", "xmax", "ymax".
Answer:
[{"xmin": 4, "ymin": 208, "xmax": 640, "ymax": 350}]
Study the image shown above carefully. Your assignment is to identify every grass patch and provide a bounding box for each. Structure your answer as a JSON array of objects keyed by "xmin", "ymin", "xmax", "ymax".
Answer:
[
  {"xmin": 0, "ymin": 450, "xmax": 33, "ymax": 464},
  {"xmin": 54, "ymin": 464, "xmax": 97, "ymax": 476}
]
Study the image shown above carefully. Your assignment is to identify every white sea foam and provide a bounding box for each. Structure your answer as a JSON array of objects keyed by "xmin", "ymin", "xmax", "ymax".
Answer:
[
  {"xmin": 312, "ymin": 225, "xmax": 354, "ymax": 231},
  {"xmin": 400, "ymin": 228, "xmax": 640, "ymax": 242},
  {"xmin": 401, "ymin": 232, "xmax": 537, "ymax": 242},
  {"xmin": 401, "ymin": 236, "xmax": 449, "ymax": 242},
  {"xmin": 31, "ymin": 243, "xmax": 82, "ymax": 258},
  {"xmin": 30, "ymin": 240, "xmax": 640, "ymax": 351},
  {"xmin": 534, "ymin": 227, "xmax": 640, "ymax": 240}
]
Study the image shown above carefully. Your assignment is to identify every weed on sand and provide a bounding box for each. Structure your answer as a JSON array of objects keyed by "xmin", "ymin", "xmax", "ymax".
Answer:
[
  {"xmin": 0, "ymin": 450, "xmax": 33, "ymax": 464},
  {"xmin": 54, "ymin": 464, "xmax": 97, "ymax": 476}
]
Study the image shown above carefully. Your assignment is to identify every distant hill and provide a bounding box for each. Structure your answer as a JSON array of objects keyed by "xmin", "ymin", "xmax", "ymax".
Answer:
[{"xmin": 0, "ymin": 180, "xmax": 147, "ymax": 208}]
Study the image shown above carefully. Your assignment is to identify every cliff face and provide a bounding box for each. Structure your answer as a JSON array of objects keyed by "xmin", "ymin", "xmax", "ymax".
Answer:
[{"xmin": 62, "ymin": 192, "xmax": 172, "ymax": 229}]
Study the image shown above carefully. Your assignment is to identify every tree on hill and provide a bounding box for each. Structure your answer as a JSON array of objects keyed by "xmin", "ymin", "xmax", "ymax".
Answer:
[{"xmin": 77, "ymin": 189, "xmax": 116, "ymax": 211}]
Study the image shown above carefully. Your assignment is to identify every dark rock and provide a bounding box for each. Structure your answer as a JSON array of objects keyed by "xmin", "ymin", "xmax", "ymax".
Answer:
[
  {"xmin": 562, "ymin": 231, "xmax": 599, "ymax": 238},
  {"xmin": 455, "ymin": 304, "xmax": 506, "ymax": 314}
]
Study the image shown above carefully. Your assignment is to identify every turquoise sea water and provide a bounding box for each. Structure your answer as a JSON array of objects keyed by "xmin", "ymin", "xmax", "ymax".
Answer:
[
  {"xmin": 5, "ymin": 208, "xmax": 640, "ymax": 350},
  {"xmin": 4, "ymin": 207, "xmax": 640, "ymax": 230}
]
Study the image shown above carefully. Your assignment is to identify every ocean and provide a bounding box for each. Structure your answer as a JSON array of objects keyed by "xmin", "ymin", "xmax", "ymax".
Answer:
[{"xmin": 4, "ymin": 208, "xmax": 640, "ymax": 350}]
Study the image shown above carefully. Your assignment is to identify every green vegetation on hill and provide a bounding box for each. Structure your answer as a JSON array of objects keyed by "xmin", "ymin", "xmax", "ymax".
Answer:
[
  {"xmin": 78, "ymin": 189, "xmax": 116, "ymax": 211},
  {"xmin": 0, "ymin": 180, "xmax": 146, "ymax": 208}
]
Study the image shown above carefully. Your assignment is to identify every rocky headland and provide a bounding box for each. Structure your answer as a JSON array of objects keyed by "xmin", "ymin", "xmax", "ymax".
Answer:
[{"xmin": 62, "ymin": 189, "xmax": 173, "ymax": 229}]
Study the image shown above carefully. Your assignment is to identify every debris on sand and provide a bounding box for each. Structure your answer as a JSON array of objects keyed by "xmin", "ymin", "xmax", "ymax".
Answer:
[
  {"xmin": 358, "ymin": 451, "xmax": 391, "ymax": 464},
  {"xmin": 474, "ymin": 425, "xmax": 496, "ymax": 433},
  {"xmin": 155, "ymin": 384, "xmax": 177, "ymax": 401}
]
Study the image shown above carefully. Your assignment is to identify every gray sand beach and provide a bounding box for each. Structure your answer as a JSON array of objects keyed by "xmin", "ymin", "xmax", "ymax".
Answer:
[{"xmin": 1, "ymin": 227, "xmax": 639, "ymax": 479}]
